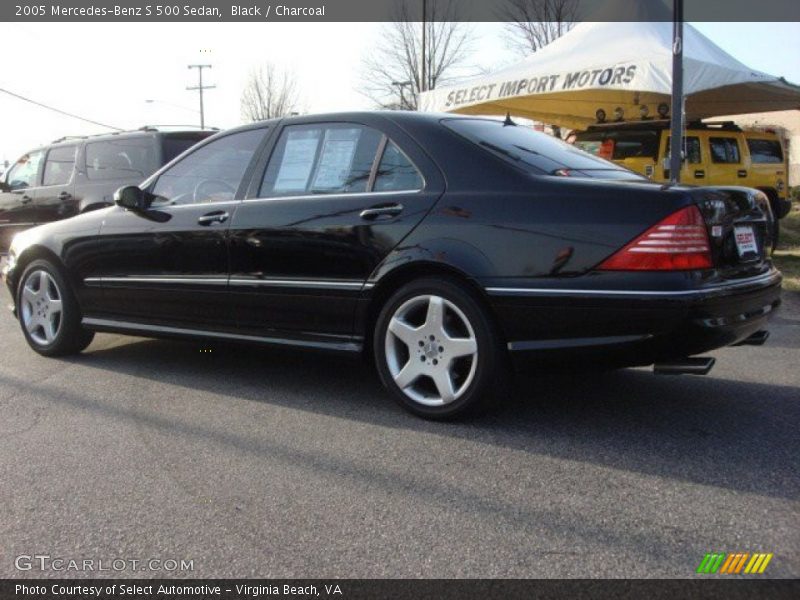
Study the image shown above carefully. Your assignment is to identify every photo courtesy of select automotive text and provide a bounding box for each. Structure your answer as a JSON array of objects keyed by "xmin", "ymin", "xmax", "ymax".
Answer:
[{"xmin": 0, "ymin": 0, "xmax": 798, "ymax": 598}]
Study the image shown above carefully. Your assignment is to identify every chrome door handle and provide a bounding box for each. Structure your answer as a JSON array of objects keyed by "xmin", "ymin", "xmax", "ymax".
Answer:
[
  {"xmin": 58, "ymin": 191, "xmax": 72, "ymax": 200},
  {"xmin": 197, "ymin": 211, "xmax": 229, "ymax": 225},
  {"xmin": 360, "ymin": 203, "xmax": 404, "ymax": 220},
  {"xmin": 20, "ymin": 195, "xmax": 33, "ymax": 204}
]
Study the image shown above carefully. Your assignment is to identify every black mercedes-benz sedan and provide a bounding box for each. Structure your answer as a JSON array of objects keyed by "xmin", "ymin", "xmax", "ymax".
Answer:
[{"xmin": 2, "ymin": 112, "xmax": 782, "ymax": 419}]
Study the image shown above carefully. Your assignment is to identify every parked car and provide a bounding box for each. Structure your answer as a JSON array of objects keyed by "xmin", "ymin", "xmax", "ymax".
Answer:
[
  {"xmin": 2, "ymin": 112, "xmax": 781, "ymax": 419},
  {"xmin": 572, "ymin": 120, "xmax": 792, "ymax": 236},
  {"xmin": 0, "ymin": 128, "xmax": 214, "ymax": 252}
]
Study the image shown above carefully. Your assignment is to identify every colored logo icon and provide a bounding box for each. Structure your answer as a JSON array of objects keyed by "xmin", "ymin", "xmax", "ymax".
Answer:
[{"xmin": 697, "ymin": 552, "xmax": 773, "ymax": 574}]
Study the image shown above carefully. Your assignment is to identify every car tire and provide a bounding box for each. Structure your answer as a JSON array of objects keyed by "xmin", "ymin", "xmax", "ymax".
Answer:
[
  {"xmin": 16, "ymin": 259, "xmax": 94, "ymax": 357},
  {"xmin": 373, "ymin": 277, "xmax": 508, "ymax": 420}
]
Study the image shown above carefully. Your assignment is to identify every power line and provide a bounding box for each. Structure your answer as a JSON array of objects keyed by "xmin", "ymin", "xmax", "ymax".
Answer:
[{"xmin": 0, "ymin": 87, "xmax": 124, "ymax": 131}]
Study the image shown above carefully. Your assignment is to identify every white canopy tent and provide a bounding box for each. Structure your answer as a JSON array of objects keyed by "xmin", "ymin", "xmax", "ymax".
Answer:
[{"xmin": 419, "ymin": 19, "xmax": 800, "ymax": 130}]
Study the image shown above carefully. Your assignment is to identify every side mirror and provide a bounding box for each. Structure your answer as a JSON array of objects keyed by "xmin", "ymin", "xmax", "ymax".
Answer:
[
  {"xmin": 0, "ymin": 181, "xmax": 9, "ymax": 193},
  {"xmin": 114, "ymin": 186, "xmax": 147, "ymax": 211}
]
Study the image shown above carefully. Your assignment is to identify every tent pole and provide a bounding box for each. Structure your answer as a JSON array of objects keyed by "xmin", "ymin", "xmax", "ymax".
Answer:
[{"xmin": 669, "ymin": 0, "xmax": 684, "ymax": 184}]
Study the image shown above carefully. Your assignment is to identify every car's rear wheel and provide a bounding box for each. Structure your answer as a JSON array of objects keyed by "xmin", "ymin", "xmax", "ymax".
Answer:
[
  {"xmin": 17, "ymin": 259, "xmax": 94, "ymax": 357},
  {"xmin": 374, "ymin": 277, "xmax": 507, "ymax": 420}
]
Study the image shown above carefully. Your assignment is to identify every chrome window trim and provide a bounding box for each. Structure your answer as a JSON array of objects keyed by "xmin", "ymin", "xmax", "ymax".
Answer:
[{"xmin": 246, "ymin": 189, "xmax": 422, "ymax": 204}]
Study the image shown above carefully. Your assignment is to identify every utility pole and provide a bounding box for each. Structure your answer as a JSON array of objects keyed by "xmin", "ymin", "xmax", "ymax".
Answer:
[
  {"xmin": 669, "ymin": 0, "xmax": 684, "ymax": 183},
  {"xmin": 186, "ymin": 64, "xmax": 215, "ymax": 130},
  {"xmin": 420, "ymin": 0, "xmax": 427, "ymax": 94}
]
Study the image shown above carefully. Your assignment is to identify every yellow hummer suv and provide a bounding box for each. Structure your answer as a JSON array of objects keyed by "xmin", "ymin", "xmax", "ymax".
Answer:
[{"xmin": 573, "ymin": 121, "xmax": 792, "ymax": 228}]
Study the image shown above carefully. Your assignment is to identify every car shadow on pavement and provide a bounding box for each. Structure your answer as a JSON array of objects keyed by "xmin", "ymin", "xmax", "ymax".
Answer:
[{"xmin": 35, "ymin": 333, "xmax": 800, "ymax": 504}]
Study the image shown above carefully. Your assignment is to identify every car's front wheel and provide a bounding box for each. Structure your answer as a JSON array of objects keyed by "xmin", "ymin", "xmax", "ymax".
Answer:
[
  {"xmin": 374, "ymin": 277, "xmax": 507, "ymax": 420},
  {"xmin": 17, "ymin": 259, "xmax": 94, "ymax": 357}
]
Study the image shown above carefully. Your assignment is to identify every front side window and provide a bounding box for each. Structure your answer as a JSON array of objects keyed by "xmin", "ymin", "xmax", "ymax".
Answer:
[
  {"xmin": 665, "ymin": 136, "xmax": 702, "ymax": 164},
  {"xmin": 260, "ymin": 124, "xmax": 383, "ymax": 197},
  {"xmin": 709, "ymin": 137, "xmax": 741, "ymax": 164},
  {"xmin": 5, "ymin": 150, "xmax": 44, "ymax": 190},
  {"xmin": 86, "ymin": 138, "xmax": 157, "ymax": 181},
  {"xmin": 746, "ymin": 138, "xmax": 783, "ymax": 164},
  {"xmin": 151, "ymin": 128, "xmax": 265, "ymax": 206},
  {"xmin": 42, "ymin": 146, "xmax": 77, "ymax": 186}
]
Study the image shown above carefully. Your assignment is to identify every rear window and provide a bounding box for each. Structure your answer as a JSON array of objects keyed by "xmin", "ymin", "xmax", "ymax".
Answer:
[
  {"xmin": 444, "ymin": 118, "xmax": 644, "ymax": 179},
  {"xmin": 161, "ymin": 133, "xmax": 214, "ymax": 164},
  {"xmin": 85, "ymin": 138, "xmax": 157, "ymax": 181},
  {"xmin": 746, "ymin": 138, "xmax": 783, "ymax": 164},
  {"xmin": 574, "ymin": 130, "xmax": 660, "ymax": 160}
]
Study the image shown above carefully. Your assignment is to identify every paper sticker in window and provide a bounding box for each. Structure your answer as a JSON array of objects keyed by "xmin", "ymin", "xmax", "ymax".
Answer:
[
  {"xmin": 274, "ymin": 129, "xmax": 321, "ymax": 192},
  {"xmin": 311, "ymin": 128, "xmax": 361, "ymax": 191}
]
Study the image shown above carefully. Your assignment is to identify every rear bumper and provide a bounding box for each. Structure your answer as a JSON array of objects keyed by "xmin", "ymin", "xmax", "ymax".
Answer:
[{"xmin": 483, "ymin": 269, "xmax": 782, "ymax": 368}]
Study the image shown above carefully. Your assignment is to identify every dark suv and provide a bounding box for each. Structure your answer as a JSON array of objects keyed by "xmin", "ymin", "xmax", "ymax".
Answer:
[{"xmin": 0, "ymin": 128, "xmax": 213, "ymax": 251}]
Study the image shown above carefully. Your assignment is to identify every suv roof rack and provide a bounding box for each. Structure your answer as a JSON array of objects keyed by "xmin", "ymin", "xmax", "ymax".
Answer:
[
  {"xmin": 138, "ymin": 124, "xmax": 220, "ymax": 131},
  {"xmin": 50, "ymin": 125, "xmax": 217, "ymax": 144}
]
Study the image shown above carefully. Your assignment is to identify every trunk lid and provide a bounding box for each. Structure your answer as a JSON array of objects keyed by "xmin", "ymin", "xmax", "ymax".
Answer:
[{"xmin": 690, "ymin": 186, "xmax": 774, "ymax": 279}]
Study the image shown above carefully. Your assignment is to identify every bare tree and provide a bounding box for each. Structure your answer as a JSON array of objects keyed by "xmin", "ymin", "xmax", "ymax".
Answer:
[
  {"xmin": 240, "ymin": 63, "xmax": 302, "ymax": 122},
  {"xmin": 501, "ymin": 0, "xmax": 579, "ymax": 55},
  {"xmin": 361, "ymin": 0, "xmax": 474, "ymax": 110}
]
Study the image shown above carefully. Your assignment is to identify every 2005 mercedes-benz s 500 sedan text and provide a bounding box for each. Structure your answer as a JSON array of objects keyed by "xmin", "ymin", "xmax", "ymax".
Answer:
[{"xmin": 2, "ymin": 112, "xmax": 782, "ymax": 419}]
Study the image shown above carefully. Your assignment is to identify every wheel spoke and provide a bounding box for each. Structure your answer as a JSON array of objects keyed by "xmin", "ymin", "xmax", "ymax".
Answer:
[
  {"xmin": 388, "ymin": 317, "xmax": 419, "ymax": 346},
  {"xmin": 22, "ymin": 285, "xmax": 37, "ymax": 305},
  {"xmin": 447, "ymin": 336, "xmax": 477, "ymax": 359},
  {"xmin": 432, "ymin": 369, "xmax": 456, "ymax": 404},
  {"xmin": 44, "ymin": 315, "xmax": 58, "ymax": 343},
  {"xmin": 25, "ymin": 315, "xmax": 41, "ymax": 334},
  {"xmin": 424, "ymin": 296, "xmax": 445, "ymax": 331},
  {"xmin": 394, "ymin": 360, "xmax": 422, "ymax": 389},
  {"xmin": 47, "ymin": 298, "xmax": 62, "ymax": 315},
  {"xmin": 38, "ymin": 270, "xmax": 48, "ymax": 292}
]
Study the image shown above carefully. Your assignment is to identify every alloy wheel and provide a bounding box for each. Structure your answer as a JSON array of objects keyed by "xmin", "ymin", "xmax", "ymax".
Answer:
[
  {"xmin": 21, "ymin": 270, "xmax": 63, "ymax": 346},
  {"xmin": 384, "ymin": 294, "xmax": 478, "ymax": 406}
]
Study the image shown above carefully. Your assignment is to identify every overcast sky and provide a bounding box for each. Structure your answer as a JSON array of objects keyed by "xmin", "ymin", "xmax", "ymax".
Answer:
[{"xmin": 1, "ymin": 21, "xmax": 798, "ymax": 164}]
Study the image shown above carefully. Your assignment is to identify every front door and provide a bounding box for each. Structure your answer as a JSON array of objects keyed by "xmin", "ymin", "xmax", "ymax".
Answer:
[
  {"xmin": 0, "ymin": 149, "xmax": 44, "ymax": 251},
  {"xmin": 85, "ymin": 127, "xmax": 268, "ymax": 331},
  {"xmin": 228, "ymin": 117, "xmax": 444, "ymax": 346}
]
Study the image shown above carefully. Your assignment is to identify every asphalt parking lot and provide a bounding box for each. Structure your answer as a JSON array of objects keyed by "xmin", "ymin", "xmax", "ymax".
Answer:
[{"xmin": 0, "ymin": 285, "xmax": 797, "ymax": 579}]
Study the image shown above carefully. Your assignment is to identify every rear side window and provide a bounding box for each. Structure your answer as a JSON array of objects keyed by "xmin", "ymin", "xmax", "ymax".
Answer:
[
  {"xmin": 746, "ymin": 138, "xmax": 783, "ymax": 164},
  {"xmin": 85, "ymin": 138, "xmax": 157, "ymax": 181},
  {"xmin": 445, "ymin": 118, "xmax": 641, "ymax": 178},
  {"xmin": 374, "ymin": 142, "xmax": 423, "ymax": 192},
  {"xmin": 260, "ymin": 124, "xmax": 383, "ymax": 197},
  {"xmin": 709, "ymin": 137, "xmax": 741, "ymax": 164},
  {"xmin": 42, "ymin": 146, "xmax": 77, "ymax": 186}
]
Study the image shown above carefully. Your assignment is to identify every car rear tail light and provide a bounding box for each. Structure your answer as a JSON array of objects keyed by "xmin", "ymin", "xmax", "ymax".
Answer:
[{"xmin": 597, "ymin": 205, "xmax": 712, "ymax": 271}]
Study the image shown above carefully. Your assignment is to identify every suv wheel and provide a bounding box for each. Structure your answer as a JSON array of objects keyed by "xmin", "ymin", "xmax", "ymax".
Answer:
[
  {"xmin": 17, "ymin": 259, "xmax": 94, "ymax": 357},
  {"xmin": 374, "ymin": 277, "xmax": 507, "ymax": 420}
]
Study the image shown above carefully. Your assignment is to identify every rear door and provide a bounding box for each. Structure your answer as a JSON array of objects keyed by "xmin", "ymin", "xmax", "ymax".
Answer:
[
  {"xmin": 228, "ymin": 116, "xmax": 444, "ymax": 342},
  {"xmin": 662, "ymin": 134, "xmax": 706, "ymax": 183},
  {"xmin": 35, "ymin": 145, "xmax": 79, "ymax": 224}
]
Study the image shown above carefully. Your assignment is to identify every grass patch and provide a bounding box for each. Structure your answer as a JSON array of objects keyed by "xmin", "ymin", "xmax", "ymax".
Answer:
[{"xmin": 774, "ymin": 205, "xmax": 800, "ymax": 292}]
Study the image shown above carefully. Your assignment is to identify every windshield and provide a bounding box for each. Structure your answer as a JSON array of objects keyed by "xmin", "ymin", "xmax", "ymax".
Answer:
[
  {"xmin": 573, "ymin": 129, "xmax": 660, "ymax": 160},
  {"xmin": 443, "ymin": 118, "xmax": 645, "ymax": 180}
]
